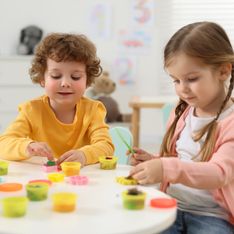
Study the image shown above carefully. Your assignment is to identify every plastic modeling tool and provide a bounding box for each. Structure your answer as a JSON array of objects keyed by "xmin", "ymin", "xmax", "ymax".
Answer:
[{"xmin": 115, "ymin": 128, "xmax": 134, "ymax": 154}]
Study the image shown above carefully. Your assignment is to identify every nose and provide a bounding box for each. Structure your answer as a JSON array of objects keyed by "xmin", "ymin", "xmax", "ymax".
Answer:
[
  {"xmin": 61, "ymin": 78, "xmax": 71, "ymax": 88},
  {"xmin": 178, "ymin": 81, "xmax": 189, "ymax": 93}
]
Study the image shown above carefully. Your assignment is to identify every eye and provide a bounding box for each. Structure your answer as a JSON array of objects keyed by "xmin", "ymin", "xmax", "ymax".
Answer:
[
  {"xmin": 51, "ymin": 75, "xmax": 61, "ymax": 79},
  {"xmin": 71, "ymin": 76, "xmax": 81, "ymax": 81},
  {"xmin": 188, "ymin": 77, "xmax": 198, "ymax": 82},
  {"xmin": 172, "ymin": 79, "xmax": 180, "ymax": 84}
]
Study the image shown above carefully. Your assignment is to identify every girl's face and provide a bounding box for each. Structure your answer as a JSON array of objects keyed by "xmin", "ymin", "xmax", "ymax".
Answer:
[
  {"xmin": 42, "ymin": 59, "xmax": 87, "ymax": 110},
  {"xmin": 166, "ymin": 53, "xmax": 231, "ymax": 117}
]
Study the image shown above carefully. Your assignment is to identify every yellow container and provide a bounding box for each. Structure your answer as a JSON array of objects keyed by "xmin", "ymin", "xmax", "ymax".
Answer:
[
  {"xmin": 26, "ymin": 183, "xmax": 49, "ymax": 201},
  {"xmin": 61, "ymin": 162, "xmax": 81, "ymax": 176},
  {"xmin": 0, "ymin": 161, "xmax": 9, "ymax": 175},
  {"xmin": 48, "ymin": 173, "xmax": 64, "ymax": 182},
  {"xmin": 122, "ymin": 189, "xmax": 146, "ymax": 210},
  {"xmin": 99, "ymin": 156, "xmax": 118, "ymax": 170},
  {"xmin": 52, "ymin": 192, "xmax": 77, "ymax": 212},
  {"xmin": 2, "ymin": 196, "xmax": 28, "ymax": 217}
]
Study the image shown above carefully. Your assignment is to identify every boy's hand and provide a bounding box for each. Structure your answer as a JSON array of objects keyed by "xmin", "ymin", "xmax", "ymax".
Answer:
[
  {"xmin": 130, "ymin": 158, "xmax": 163, "ymax": 185},
  {"xmin": 127, "ymin": 147, "xmax": 154, "ymax": 165},
  {"xmin": 56, "ymin": 150, "xmax": 86, "ymax": 167},
  {"xmin": 26, "ymin": 142, "xmax": 54, "ymax": 161}
]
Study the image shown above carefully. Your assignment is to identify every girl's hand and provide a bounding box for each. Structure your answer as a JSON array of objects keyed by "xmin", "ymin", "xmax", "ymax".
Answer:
[
  {"xmin": 127, "ymin": 147, "xmax": 154, "ymax": 166},
  {"xmin": 130, "ymin": 158, "xmax": 163, "ymax": 185},
  {"xmin": 26, "ymin": 142, "xmax": 54, "ymax": 161},
  {"xmin": 56, "ymin": 150, "xmax": 86, "ymax": 167}
]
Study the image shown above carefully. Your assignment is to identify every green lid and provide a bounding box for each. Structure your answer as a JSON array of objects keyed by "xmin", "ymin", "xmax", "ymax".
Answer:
[{"xmin": 47, "ymin": 160, "xmax": 56, "ymax": 166}]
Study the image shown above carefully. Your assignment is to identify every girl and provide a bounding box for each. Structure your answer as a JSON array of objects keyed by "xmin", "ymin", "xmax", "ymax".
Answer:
[
  {"xmin": 129, "ymin": 22, "xmax": 234, "ymax": 233},
  {"xmin": 0, "ymin": 33, "xmax": 114, "ymax": 166}
]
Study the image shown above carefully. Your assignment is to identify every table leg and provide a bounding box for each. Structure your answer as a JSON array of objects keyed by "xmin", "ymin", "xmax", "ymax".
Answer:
[{"xmin": 131, "ymin": 107, "xmax": 140, "ymax": 147}]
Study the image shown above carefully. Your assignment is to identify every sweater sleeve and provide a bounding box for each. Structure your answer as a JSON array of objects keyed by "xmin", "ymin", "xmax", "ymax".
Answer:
[
  {"xmin": 79, "ymin": 102, "xmax": 115, "ymax": 164},
  {"xmin": 161, "ymin": 136, "xmax": 234, "ymax": 189},
  {"xmin": 0, "ymin": 104, "xmax": 34, "ymax": 160}
]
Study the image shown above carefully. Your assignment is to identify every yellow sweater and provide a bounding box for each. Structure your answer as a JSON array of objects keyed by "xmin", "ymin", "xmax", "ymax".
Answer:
[{"xmin": 0, "ymin": 95, "xmax": 114, "ymax": 164}]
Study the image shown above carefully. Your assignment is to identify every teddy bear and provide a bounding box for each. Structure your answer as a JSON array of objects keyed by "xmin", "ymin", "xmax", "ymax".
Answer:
[
  {"xmin": 17, "ymin": 25, "xmax": 43, "ymax": 55},
  {"xmin": 85, "ymin": 71, "xmax": 131, "ymax": 123}
]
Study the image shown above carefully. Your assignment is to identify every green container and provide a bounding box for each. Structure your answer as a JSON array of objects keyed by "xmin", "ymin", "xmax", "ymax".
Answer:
[
  {"xmin": 2, "ymin": 197, "xmax": 28, "ymax": 217},
  {"xmin": 26, "ymin": 183, "xmax": 49, "ymax": 201},
  {"xmin": 0, "ymin": 161, "xmax": 9, "ymax": 175},
  {"xmin": 122, "ymin": 190, "xmax": 146, "ymax": 210}
]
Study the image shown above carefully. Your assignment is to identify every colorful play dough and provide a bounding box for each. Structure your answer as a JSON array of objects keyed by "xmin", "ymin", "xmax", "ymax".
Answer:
[
  {"xmin": 122, "ymin": 188, "xmax": 146, "ymax": 210},
  {"xmin": 99, "ymin": 156, "xmax": 118, "ymax": 170},
  {"xmin": 52, "ymin": 192, "xmax": 77, "ymax": 212},
  {"xmin": 2, "ymin": 196, "xmax": 28, "ymax": 217},
  {"xmin": 0, "ymin": 161, "xmax": 9, "ymax": 175},
  {"xmin": 26, "ymin": 183, "xmax": 49, "ymax": 201},
  {"xmin": 116, "ymin": 176, "xmax": 138, "ymax": 185},
  {"xmin": 61, "ymin": 162, "xmax": 81, "ymax": 176}
]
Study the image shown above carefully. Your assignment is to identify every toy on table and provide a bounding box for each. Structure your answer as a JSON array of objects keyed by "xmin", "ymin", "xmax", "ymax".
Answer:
[
  {"xmin": 116, "ymin": 176, "xmax": 138, "ymax": 185},
  {"xmin": 52, "ymin": 192, "xmax": 77, "ymax": 212},
  {"xmin": 122, "ymin": 187, "xmax": 146, "ymax": 210},
  {"xmin": 99, "ymin": 156, "xmax": 118, "ymax": 170},
  {"xmin": 0, "ymin": 183, "xmax": 23, "ymax": 192},
  {"xmin": 43, "ymin": 160, "xmax": 58, "ymax": 173},
  {"xmin": 2, "ymin": 196, "xmax": 28, "ymax": 217},
  {"xmin": 28, "ymin": 179, "xmax": 52, "ymax": 186},
  {"xmin": 150, "ymin": 198, "xmax": 177, "ymax": 208},
  {"xmin": 47, "ymin": 173, "xmax": 64, "ymax": 183},
  {"xmin": 61, "ymin": 162, "xmax": 81, "ymax": 176},
  {"xmin": 67, "ymin": 175, "xmax": 89, "ymax": 185},
  {"xmin": 0, "ymin": 161, "xmax": 9, "ymax": 175},
  {"xmin": 26, "ymin": 183, "xmax": 49, "ymax": 201}
]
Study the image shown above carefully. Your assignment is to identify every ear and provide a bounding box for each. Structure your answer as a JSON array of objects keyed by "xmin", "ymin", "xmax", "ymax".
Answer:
[
  {"xmin": 40, "ymin": 80, "xmax": 45, "ymax": 87},
  {"xmin": 219, "ymin": 63, "xmax": 232, "ymax": 81}
]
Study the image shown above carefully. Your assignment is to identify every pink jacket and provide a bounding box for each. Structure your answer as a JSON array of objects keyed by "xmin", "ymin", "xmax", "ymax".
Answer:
[{"xmin": 160, "ymin": 106, "xmax": 234, "ymax": 224}]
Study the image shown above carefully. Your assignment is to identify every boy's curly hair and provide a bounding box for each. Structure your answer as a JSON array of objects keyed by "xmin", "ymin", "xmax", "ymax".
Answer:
[{"xmin": 29, "ymin": 33, "xmax": 102, "ymax": 86}]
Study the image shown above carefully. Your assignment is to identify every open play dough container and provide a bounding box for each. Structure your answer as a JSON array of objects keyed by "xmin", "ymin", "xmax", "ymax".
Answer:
[
  {"xmin": 2, "ymin": 196, "xmax": 28, "ymax": 217},
  {"xmin": 99, "ymin": 156, "xmax": 118, "ymax": 170},
  {"xmin": 0, "ymin": 161, "xmax": 9, "ymax": 175},
  {"xmin": 122, "ymin": 188, "xmax": 146, "ymax": 210},
  {"xmin": 52, "ymin": 192, "xmax": 77, "ymax": 212},
  {"xmin": 61, "ymin": 162, "xmax": 81, "ymax": 176},
  {"xmin": 26, "ymin": 183, "xmax": 49, "ymax": 201}
]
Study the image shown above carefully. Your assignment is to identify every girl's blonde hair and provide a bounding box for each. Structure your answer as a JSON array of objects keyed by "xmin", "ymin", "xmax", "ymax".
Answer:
[
  {"xmin": 29, "ymin": 33, "xmax": 102, "ymax": 87},
  {"xmin": 160, "ymin": 22, "xmax": 234, "ymax": 161}
]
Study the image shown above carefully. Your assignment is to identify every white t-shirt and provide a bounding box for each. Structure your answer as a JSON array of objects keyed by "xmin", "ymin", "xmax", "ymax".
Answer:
[{"xmin": 167, "ymin": 105, "xmax": 234, "ymax": 220}]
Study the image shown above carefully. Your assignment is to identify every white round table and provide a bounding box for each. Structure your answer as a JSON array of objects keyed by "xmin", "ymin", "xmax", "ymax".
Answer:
[{"xmin": 0, "ymin": 159, "xmax": 176, "ymax": 234}]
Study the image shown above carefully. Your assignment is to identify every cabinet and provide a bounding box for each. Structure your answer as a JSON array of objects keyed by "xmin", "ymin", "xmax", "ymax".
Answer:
[{"xmin": 0, "ymin": 56, "xmax": 44, "ymax": 133}]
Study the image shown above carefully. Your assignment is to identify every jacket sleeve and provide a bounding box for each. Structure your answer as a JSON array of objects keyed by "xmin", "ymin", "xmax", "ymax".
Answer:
[
  {"xmin": 161, "ymin": 133, "xmax": 234, "ymax": 189},
  {"xmin": 0, "ymin": 104, "xmax": 33, "ymax": 160},
  {"xmin": 79, "ymin": 102, "xmax": 115, "ymax": 164}
]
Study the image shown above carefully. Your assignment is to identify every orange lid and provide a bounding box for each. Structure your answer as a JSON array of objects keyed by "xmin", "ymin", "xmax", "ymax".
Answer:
[
  {"xmin": 150, "ymin": 198, "xmax": 177, "ymax": 208},
  {"xmin": 28, "ymin": 179, "xmax": 52, "ymax": 186},
  {"xmin": 0, "ymin": 183, "xmax": 23, "ymax": 192}
]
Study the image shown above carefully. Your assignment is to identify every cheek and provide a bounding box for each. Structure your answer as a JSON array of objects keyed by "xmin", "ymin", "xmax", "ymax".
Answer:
[{"xmin": 45, "ymin": 80, "xmax": 58, "ymax": 91}]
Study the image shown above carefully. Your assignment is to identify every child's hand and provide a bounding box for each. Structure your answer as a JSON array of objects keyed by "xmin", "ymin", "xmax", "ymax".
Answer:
[
  {"xmin": 127, "ymin": 147, "xmax": 154, "ymax": 166},
  {"xmin": 56, "ymin": 150, "xmax": 86, "ymax": 167},
  {"xmin": 130, "ymin": 158, "xmax": 163, "ymax": 185},
  {"xmin": 26, "ymin": 142, "xmax": 54, "ymax": 161}
]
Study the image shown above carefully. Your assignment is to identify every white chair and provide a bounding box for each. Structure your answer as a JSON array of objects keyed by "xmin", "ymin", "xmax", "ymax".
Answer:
[{"xmin": 109, "ymin": 126, "xmax": 133, "ymax": 165}]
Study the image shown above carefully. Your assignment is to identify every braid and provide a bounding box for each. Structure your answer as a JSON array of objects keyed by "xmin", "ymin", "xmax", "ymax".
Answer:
[
  {"xmin": 194, "ymin": 68, "xmax": 234, "ymax": 161},
  {"xmin": 159, "ymin": 99, "xmax": 188, "ymax": 157}
]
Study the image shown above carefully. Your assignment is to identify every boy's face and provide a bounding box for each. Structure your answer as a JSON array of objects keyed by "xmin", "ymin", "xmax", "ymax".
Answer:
[{"xmin": 41, "ymin": 59, "xmax": 87, "ymax": 110}]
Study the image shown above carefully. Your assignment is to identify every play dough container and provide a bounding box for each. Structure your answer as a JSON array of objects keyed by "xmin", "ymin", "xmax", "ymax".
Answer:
[
  {"xmin": 52, "ymin": 192, "xmax": 77, "ymax": 212},
  {"xmin": 0, "ymin": 161, "xmax": 9, "ymax": 175},
  {"xmin": 26, "ymin": 183, "xmax": 49, "ymax": 201},
  {"xmin": 122, "ymin": 188, "xmax": 146, "ymax": 210},
  {"xmin": 2, "ymin": 196, "xmax": 28, "ymax": 217},
  {"xmin": 99, "ymin": 156, "xmax": 118, "ymax": 170},
  {"xmin": 47, "ymin": 173, "xmax": 64, "ymax": 182},
  {"xmin": 61, "ymin": 162, "xmax": 81, "ymax": 176}
]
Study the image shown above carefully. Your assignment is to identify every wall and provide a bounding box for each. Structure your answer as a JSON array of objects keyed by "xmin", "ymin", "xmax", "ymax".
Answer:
[{"xmin": 0, "ymin": 0, "xmax": 174, "ymax": 147}]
